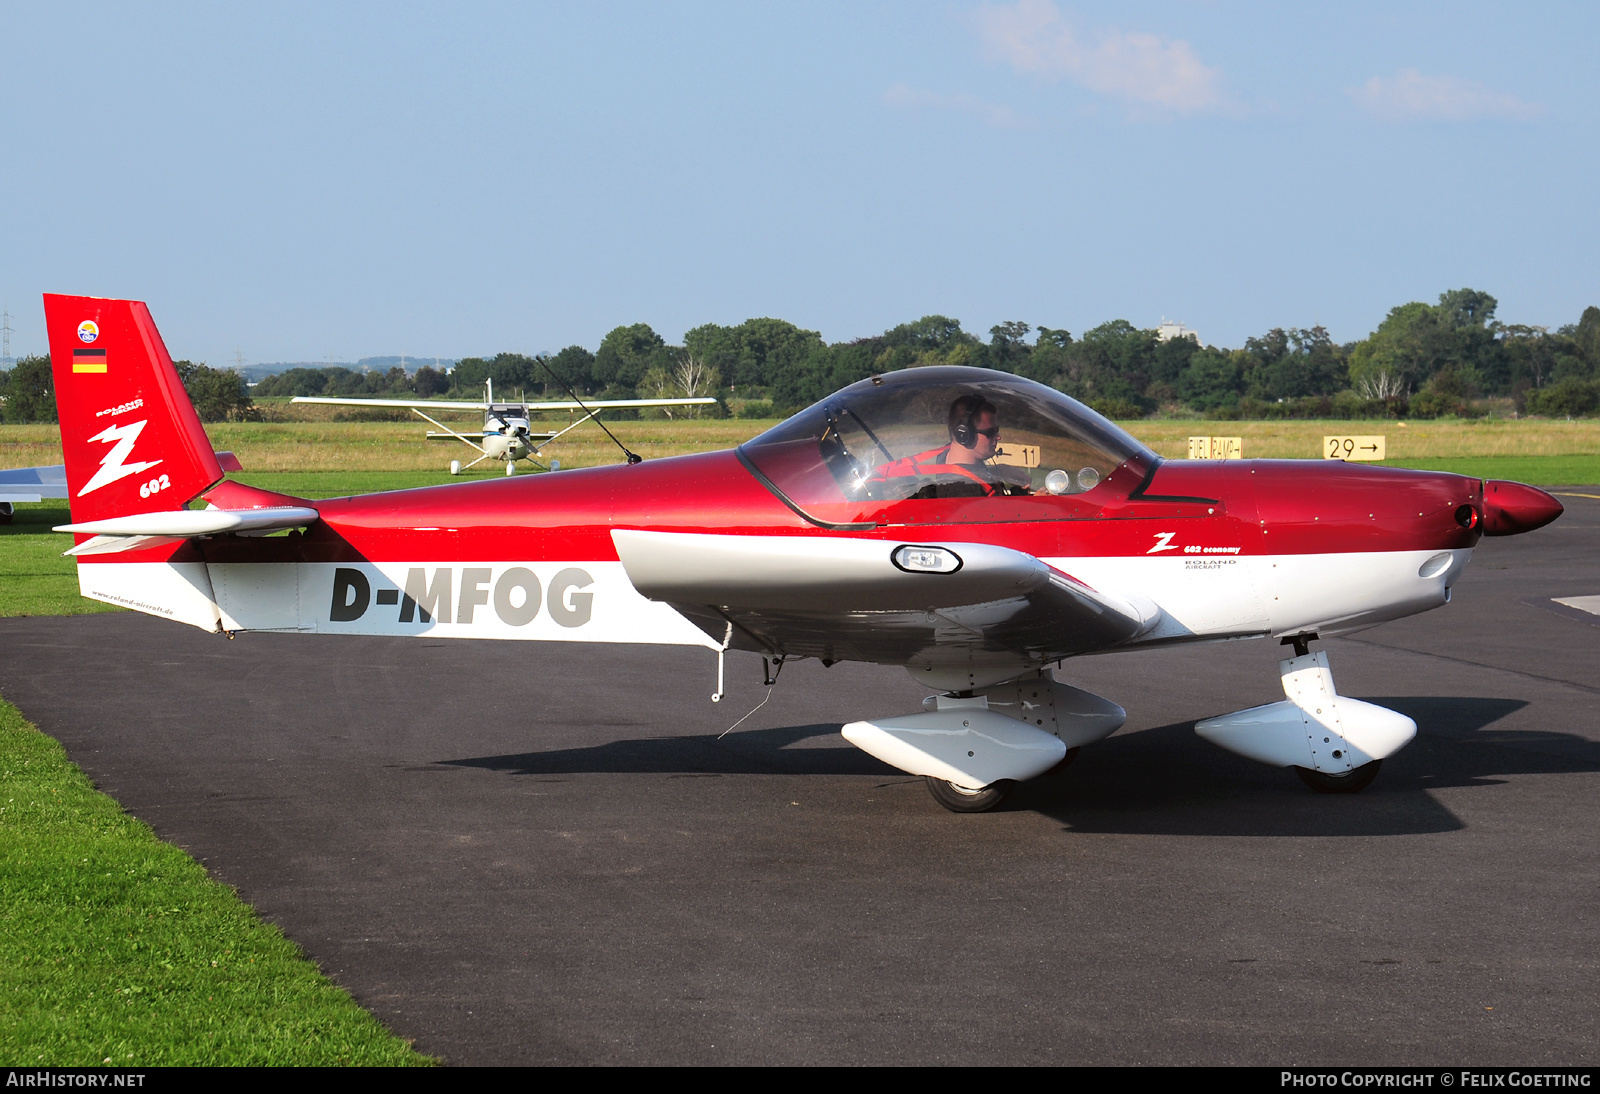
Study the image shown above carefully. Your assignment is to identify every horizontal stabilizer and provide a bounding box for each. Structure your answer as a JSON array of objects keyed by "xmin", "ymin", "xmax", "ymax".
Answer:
[{"xmin": 57, "ymin": 505, "xmax": 320, "ymax": 555}]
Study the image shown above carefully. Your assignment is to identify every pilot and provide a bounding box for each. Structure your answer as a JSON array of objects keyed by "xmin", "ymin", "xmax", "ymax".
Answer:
[{"xmin": 867, "ymin": 394, "xmax": 1030, "ymax": 498}]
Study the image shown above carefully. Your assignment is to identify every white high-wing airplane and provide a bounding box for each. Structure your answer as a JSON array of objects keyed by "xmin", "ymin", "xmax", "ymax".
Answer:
[{"xmin": 292, "ymin": 380, "xmax": 717, "ymax": 475}]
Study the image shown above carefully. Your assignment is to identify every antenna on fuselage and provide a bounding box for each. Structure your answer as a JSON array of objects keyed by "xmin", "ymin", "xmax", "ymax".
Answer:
[{"xmin": 538, "ymin": 356, "xmax": 642, "ymax": 465}]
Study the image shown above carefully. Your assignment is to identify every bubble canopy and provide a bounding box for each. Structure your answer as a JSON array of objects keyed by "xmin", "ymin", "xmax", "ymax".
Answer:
[{"xmin": 738, "ymin": 366, "xmax": 1156, "ymax": 527}]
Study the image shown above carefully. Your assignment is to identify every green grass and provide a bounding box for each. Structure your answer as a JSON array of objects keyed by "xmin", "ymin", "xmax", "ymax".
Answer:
[
  {"xmin": 1381, "ymin": 454, "xmax": 1600, "ymax": 484},
  {"xmin": 0, "ymin": 503, "xmax": 123, "ymax": 618},
  {"xmin": 225, "ymin": 469, "xmax": 506, "ymax": 498},
  {"xmin": 0, "ymin": 701, "xmax": 433, "ymax": 1066}
]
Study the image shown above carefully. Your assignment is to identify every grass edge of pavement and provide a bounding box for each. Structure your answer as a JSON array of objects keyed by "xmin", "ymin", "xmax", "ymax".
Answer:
[{"xmin": 0, "ymin": 698, "xmax": 435, "ymax": 1066}]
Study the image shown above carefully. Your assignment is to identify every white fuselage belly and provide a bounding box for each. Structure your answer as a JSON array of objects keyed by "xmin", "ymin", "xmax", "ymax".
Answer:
[
  {"xmin": 79, "ymin": 560, "xmax": 719, "ymax": 647},
  {"xmin": 1051, "ymin": 546, "xmax": 1471, "ymax": 642},
  {"xmin": 80, "ymin": 546, "xmax": 1471, "ymax": 652}
]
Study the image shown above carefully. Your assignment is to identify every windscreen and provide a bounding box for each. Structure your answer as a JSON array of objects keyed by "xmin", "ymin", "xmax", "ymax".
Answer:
[{"xmin": 739, "ymin": 366, "xmax": 1155, "ymax": 525}]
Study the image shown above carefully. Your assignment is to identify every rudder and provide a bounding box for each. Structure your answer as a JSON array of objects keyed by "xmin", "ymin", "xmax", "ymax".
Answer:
[{"xmin": 44, "ymin": 294, "xmax": 223, "ymax": 524}]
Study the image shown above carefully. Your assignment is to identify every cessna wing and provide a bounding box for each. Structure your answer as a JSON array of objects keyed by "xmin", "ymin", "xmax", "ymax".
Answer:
[
  {"xmin": 292, "ymin": 394, "xmax": 720, "ymax": 471},
  {"xmin": 612, "ymin": 530, "xmax": 1160, "ymax": 687},
  {"xmin": 290, "ymin": 396, "xmax": 719, "ymax": 412}
]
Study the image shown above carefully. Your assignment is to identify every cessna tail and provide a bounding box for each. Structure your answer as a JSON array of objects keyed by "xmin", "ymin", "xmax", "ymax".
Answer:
[{"xmin": 43, "ymin": 294, "xmax": 1565, "ymax": 811}]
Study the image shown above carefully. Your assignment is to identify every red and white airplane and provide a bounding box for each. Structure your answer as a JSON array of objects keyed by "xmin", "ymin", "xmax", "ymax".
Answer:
[{"xmin": 43, "ymin": 294, "xmax": 1564, "ymax": 811}]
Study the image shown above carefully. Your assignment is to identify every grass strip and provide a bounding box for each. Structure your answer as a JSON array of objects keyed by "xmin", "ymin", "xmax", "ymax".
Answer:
[
  {"xmin": 1381, "ymin": 454, "xmax": 1600, "ymax": 484},
  {"xmin": 0, "ymin": 503, "xmax": 122, "ymax": 619},
  {"xmin": 0, "ymin": 700, "xmax": 432, "ymax": 1066}
]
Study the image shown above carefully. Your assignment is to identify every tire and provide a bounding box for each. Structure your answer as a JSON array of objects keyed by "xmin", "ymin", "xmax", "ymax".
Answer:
[
  {"xmin": 1294, "ymin": 759, "xmax": 1382, "ymax": 794},
  {"xmin": 924, "ymin": 776, "xmax": 1014, "ymax": 813}
]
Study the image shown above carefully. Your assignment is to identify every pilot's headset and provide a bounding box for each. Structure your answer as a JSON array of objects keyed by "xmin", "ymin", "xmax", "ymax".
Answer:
[{"xmin": 948, "ymin": 394, "xmax": 993, "ymax": 449}]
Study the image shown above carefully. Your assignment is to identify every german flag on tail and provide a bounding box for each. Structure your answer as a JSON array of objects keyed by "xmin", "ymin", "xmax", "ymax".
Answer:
[{"xmin": 72, "ymin": 348, "xmax": 107, "ymax": 373}]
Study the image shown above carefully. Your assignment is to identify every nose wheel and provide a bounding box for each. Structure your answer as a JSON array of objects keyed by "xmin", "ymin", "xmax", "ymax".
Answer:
[
  {"xmin": 924, "ymin": 777, "xmax": 1015, "ymax": 813},
  {"xmin": 1294, "ymin": 760, "xmax": 1382, "ymax": 794}
]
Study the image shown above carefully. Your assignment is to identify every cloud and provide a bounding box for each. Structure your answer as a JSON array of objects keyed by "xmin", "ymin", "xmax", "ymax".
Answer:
[
  {"xmin": 883, "ymin": 84, "xmax": 1033, "ymax": 129},
  {"xmin": 1349, "ymin": 69, "xmax": 1543, "ymax": 122},
  {"xmin": 974, "ymin": 0, "xmax": 1229, "ymax": 116}
]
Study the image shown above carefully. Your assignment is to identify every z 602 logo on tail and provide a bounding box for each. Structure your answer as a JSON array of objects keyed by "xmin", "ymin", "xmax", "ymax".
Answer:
[{"xmin": 79, "ymin": 420, "xmax": 163, "ymax": 497}]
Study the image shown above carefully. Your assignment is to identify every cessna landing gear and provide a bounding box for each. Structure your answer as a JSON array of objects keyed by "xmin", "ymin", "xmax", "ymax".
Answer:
[
  {"xmin": 924, "ymin": 777, "xmax": 1015, "ymax": 813},
  {"xmin": 1295, "ymin": 759, "xmax": 1383, "ymax": 794}
]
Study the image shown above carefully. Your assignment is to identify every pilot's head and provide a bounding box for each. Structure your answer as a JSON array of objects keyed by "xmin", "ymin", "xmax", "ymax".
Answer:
[{"xmin": 947, "ymin": 394, "xmax": 999, "ymax": 464}]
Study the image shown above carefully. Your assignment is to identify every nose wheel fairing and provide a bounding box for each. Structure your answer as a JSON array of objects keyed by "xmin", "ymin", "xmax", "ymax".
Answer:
[{"xmin": 1194, "ymin": 649, "xmax": 1416, "ymax": 773}]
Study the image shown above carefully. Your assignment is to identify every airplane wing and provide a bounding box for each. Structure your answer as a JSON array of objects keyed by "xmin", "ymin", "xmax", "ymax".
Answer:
[
  {"xmin": 0, "ymin": 464, "xmax": 69, "ymax": 503},
  {"xmin": 611, "ymin": 530, "xmax": 1160, "ymax": 667},
  {"xmin": 290, "ymin": 397, "xmax": 720, "ymax": 411}
]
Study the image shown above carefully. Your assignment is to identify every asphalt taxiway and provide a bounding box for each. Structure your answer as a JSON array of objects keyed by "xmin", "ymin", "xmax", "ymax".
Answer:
[{"xmin": 3, "ymin": 492, "xmax": 1596, "ymax": 1065}]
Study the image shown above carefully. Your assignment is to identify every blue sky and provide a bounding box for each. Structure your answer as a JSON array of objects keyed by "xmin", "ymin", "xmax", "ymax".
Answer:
[{"xmin": 2, "ymin": 2, "xmax": 1593, "ymax": 365}]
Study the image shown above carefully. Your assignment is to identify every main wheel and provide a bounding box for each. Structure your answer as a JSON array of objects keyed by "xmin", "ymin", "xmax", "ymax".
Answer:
[
  {"xmin": 1294, "ymin": 759, "xmax": 1382, "ymax": 794},
  {"xmin": 924, "ymin": 776, "xmax": 1015, "ymax": 813}
]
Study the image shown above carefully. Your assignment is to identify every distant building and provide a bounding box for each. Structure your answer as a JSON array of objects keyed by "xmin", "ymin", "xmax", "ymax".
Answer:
[{"xmin": 1156, "ymin": 318, "xmax": 1199, "ymax": 344}]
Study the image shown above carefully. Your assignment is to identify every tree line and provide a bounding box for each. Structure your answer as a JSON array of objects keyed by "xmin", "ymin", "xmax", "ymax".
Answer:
[
  {"xmin": 4, "ymin": 287, "xmax": 1599, "ymax": 424},
  {"xmin": 356, "ymin": 287, "xmax": 1600, "ymax": 421},
  {"xmin": 0, "ymin": 358, "xmax": 253, "ymax": 424}
]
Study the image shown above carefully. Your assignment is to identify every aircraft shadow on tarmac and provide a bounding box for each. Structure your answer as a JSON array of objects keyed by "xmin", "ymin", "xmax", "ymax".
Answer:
[
  {"xmin": 442, "ymin": 723, "xmax": 891, "ymax": 779},
  {"xmin": 441, "ymin": 695, "xmax": 1595, "ymax": 837}
]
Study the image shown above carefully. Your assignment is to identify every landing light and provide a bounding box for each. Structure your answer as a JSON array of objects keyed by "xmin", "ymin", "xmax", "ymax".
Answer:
[{"xmin": 892, "ymin": 545, "xmax": 963, "ymax": 575}]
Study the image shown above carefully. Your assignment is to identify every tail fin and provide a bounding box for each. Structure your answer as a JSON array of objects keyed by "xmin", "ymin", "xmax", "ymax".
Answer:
[{"xmin": 44, "ymin": 294, "xmax": 223, "ymax": 524}]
